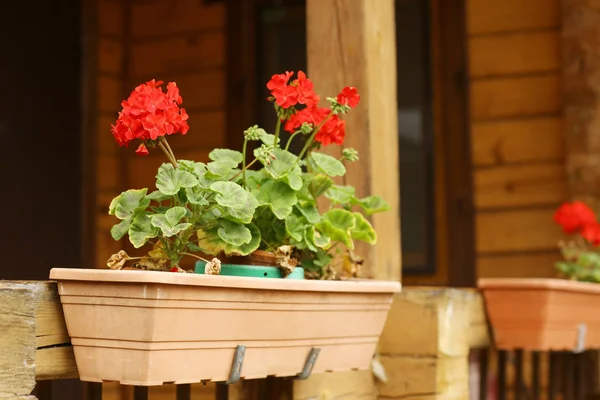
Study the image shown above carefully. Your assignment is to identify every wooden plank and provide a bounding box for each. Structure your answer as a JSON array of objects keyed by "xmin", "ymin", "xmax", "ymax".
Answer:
[
  {"xmin": 0, "ymin": 283, "xmax": 37, "ymax": 398},
  {"xmin": 98, "ymin": 76, "xmax": 123, "ymax": 113},
  {"xmin": 98, "ymin": 0, "xmax": 123, "ymax": 37},
  {"xmin": 469, "ymin": 31, "xmax": 559, "ymax": 78},
  {"xmin": 130, "ymin": 31, "xmax": 225, "ymax": 77},
  {"xmin": 97, "ymin": 115, "xmax": 119, "ymax": 155},
  {"xmin": 97, "ymin": 154, "xmax": 119, "ymax": 191},
  {"xmin": 467, "ymin": 0, "xmax": 559, "ymax": 35},
  {"xmin": 471, "ymin": 117, "xmax": 564, "ymax": 167},
  {"xmin": 131, "ymin": 0, "xmax": 225, "ymax": 39},
  {"xmin": 470, "ymin": 74, "xmax": 561, "ymax": 120},
  {"xmin": 474, "ymin": 162, "xmax": 568, "ymax": 209},
  {"xmin": 476, "ymin": 208, "xmax": 562, "ymax": 253},
  {"xmin": 98, "ymin": 38, "xmax": 122, "ymax": 75},
  {"xmin": 293, "ymin": 371, "xmax": 376, "ymax": 400},
  {"xmin": 477, "ymin": 251, "xmax": 559, "ymax": 278},
  {"xmin": 168, "ymin": 110, "xmax": 226, "ymax": 152},
  {"xmin": 307, "ymin": 0, "xmax": 401, "ymax": 281},
  {"xmin": 378, "ymin": 355, "xmax": 468, "ymax": 399}
]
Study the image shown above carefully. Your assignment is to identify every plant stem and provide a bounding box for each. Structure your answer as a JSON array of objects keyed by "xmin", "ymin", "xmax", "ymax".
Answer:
[
  {"xmin": 229, "ymin": 158, "xmax": 259, "ymax": 181},
  {"xmin": 285, "ymin": 131, "xmax": 300, "ymax": 151},
  {"xmin": 297, "ymin": 112, "xmax": 333, "ymax": 160},
  {"xmin": 158, "ymin": 142, "xmax": 178, "ymax": 168},
  {"xmin": 274, "ymin": 118, "xmax": 282, "ymax": 149},
  {"xmin": 181, "ymin": 252, "xmax": 210, "ymax": 263},
  {"xmin": 242, "ymin": 138, "xmax": 248, "ymax": 188},
  {"xmin": 160, "ymin": 137, "xmax": 177, "ymax": 164}
]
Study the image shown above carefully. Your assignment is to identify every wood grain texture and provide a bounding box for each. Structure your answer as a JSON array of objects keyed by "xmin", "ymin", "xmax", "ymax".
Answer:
[
  {"xmin": 467, "ymin": 0, "xmax": 559, "ymax": 35},
  {"xmin": 471, "ymin": 117, "xmax": 564, "ymax": 166},
  {"xmin": 476, "ymin": 208, "xmax": 562, "ymax": 253},
  {"xmin": 293, "ymin": 371, "xmax": 376, "ymax": 400},
  {"xmin": 470, "ymin": 74, "xmax": 561, "ymax": 120},
  {"xmin": 474, "ymin": 162, "xmax": 567, "ymax": 209},
  {"xmin": 307, "ymin": 0, "xmax": 401, "ymax": 281},
  {"xmin": 477, "ymin": 251, "xmax": 559, "ymax": 278},
  {"xmin": 469, "ymin": 31, "xmax": 559, "ymax": 78}
]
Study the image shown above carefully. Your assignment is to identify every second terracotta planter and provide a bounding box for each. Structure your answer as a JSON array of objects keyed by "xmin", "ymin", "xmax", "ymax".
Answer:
[
  {"xmin": 478, "ymin": 278, "xmax": 600, "ymax": 351},
  {"xmin": 50, "ymin": 268, "xmax": 400, "ymax": 385}
]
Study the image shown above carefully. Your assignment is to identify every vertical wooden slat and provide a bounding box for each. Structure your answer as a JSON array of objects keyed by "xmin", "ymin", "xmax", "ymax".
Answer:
[
  {"xmin": 86, "ymin": 382, "xmax": 102, "ymax": 400},
  {"xmin": 479, "ymin": 349, "xmax": 489, "ymax": 400},
  {"xmin": 498, "ymin": 350, "xmax": 507, "ymax": 400},
  {"xmin": 176, "ymin": 384, "xmax": 191, "ymax": 400},
  {"xmin": 564, "ymin": 353, "xmax": 575, "ymax": 400},
  {"xmin": 33, "ymin": 381, "xmax": 53, "ymax": 400},
  {"xmin": 549, "ymin": 352, "xmax": 558, "ymax": 400},
  {"xmin": 133, "ymin": 386, "xmax": 148, "ymax": 400},
  {"xmin": 515, "ymin": 349, "xmax": 524, "ymax": 399},
  {"xmin": 216, "ymin": 383, "xmax": 229, "ymax": 400},
  {"xmin": 532, "ymin": 351, "xmax": 541, "ymax": 400}
]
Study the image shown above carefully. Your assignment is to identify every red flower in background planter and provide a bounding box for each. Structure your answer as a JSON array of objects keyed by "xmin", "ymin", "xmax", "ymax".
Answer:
[
  {"xmin": 111, "ymin": 80, "xmax": 188, "ymax": 159},
  {"xmin": 554, "ymin": 201, "xmax": 597, "ymax": 234},
  {"xmin": 582, "ymin": 223, "xmax": 600, "ymax": 246}
]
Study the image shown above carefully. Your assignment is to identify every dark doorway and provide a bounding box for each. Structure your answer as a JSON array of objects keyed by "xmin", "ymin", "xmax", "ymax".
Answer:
[{"xmin": 0, "ymin": 3, "xmax": 83, "ymax": 277}]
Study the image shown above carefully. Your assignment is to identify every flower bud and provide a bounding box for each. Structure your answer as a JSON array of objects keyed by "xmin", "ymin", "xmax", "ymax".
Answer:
[{"xmin": 341, "ymin": 148, "xmax": 359, "ymax": 162}]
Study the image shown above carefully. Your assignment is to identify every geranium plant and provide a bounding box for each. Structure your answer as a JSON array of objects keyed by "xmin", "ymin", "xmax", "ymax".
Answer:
[
  {"xmin": 106, "ymin": 72, "xmax": 389, "ymax": 279},
  {"xmin": 554, "ymin": 201, "xmax": 600, "ymax": 282}
]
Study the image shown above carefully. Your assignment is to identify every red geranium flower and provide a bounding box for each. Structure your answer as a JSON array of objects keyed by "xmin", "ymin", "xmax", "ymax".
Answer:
[
  {"xmin": 294, "ymin": 71, "xmax": 319, "ymax": 108},
  {"xmin": 554, "ymin": 201, "xmax": 597, "ymax": 234},
  {"xmin": 316, "ymin": 116, "xmax": 345, "ymax": 146},
  {"xmin": 582, "ymin": 223, "xmax": 600, "ymax": 245},
  {"xmin": 337, "ymin": 86, "xmax": 360, "ymax": 108},
  {"xmin": 135, "ymin": 143, "xmax": 149, "ymax": 156},
  {"xmin": 111, "ymin": 80, "xmax": 190, "ymax": 155}
]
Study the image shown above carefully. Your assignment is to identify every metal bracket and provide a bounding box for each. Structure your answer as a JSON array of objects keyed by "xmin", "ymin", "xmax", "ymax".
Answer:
[
  {"xmin": 296, "ymin": 348, "xmax": 321, "ymax": 380},
  {"xmin": 227, "ymin": 345, "xmax": 246, "ymax": 384},
  {"xmin": 574, "ymin": 323, "xmax": 587, "ymax": 354}
]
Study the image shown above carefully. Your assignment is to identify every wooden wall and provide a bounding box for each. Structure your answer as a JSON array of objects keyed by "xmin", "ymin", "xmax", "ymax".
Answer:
[{"xmin": 467, "ymin": 0, "xmax": 567, "ymax": 279}]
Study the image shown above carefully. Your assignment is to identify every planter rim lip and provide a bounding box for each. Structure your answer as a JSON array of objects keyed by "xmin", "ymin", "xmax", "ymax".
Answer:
[
  {"xmin": 50, "ymin": 268, "xmax": 401, "ymax": 294},
  {"xmin": 478, "ymin": 277, "xmax": 600, "ymax": 294}
]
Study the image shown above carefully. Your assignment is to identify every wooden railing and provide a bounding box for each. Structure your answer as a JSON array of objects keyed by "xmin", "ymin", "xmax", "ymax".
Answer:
[{"xmin": 7, "ymin": 281, "xmax": 595, "ymax": 400}]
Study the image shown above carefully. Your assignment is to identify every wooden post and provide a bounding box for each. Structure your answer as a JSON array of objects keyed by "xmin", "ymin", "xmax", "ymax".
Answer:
[
  {"xmin": 0, "ymin": 282, "xmax": 78, "ymax": 400},
  {"xmin": 562, "ymin": 1, "xmax": 600, "ymax": 210},
  {"xmin": 307, "ymin": 0, "xmax": 401, "ymax": 282}
]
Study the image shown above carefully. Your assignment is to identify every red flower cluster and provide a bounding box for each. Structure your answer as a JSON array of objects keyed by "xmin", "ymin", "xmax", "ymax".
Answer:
[
  {"xmin": 554, "ymin": 201, "xmax": 600, "ymax": 244},
  {"xmin": 268, "ymin": 71, "xmax": 360, "ymax": 146},
  {"xmin": 111, "ymin": 80, "xmax": 189, "ymax": 155}
]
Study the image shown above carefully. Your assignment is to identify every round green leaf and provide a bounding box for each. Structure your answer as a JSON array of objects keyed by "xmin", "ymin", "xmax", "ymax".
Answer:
[
  {"xmin": 111, "ymin": 189, "xmax": 150, "ymax": 220},
  {"xmin": 325, "ymin": 185, "xmax": 356, "ymax": 205},
  {"xmin": 285, "ymin": 214, "xmax": 306, "ymax": 242},
  {"xmin": 296, "ymin": 201, "xmax": 320, "ymax": 224},
  {"xmin": 217, "ymin": 219, "xmax": 252, "ymax": 246},
  {"xmin": 209, "ymin": 149, "xmax": 244, "ymax": 166},
  {"xmin": 264, "ymin": 149, "xmax": 298, "ymax": 179},
  {"xmin": 129, "ymin": 214, "xmax": 159, "ymax": 248},
  {"xmin": 110, "ymin": 218, "xmax": 131, "ymax": 240},
  {"xmin": 156, "ymin": 164, "xmax": 198, "ymax": 196},
  {"xmin": 197, "ymin": 223, "xmax": 261, "ymax": 256},
  {"xmin": 357, "ymin": 195, "xmax": 391, "ymax": 215},
  {"xmin": 210, "ymin": 181, "xmax": 251, "ymax": 209},
  {"xmin": 257, "ymin": 180, "xmax": 298, "ymax": 219},
  {"xmin": 351, "ymin": 212, "xmax": 377, "ymax": 244},
  {"xmin": 316, "ymin": 209, "xmax": 356, "ymax": 249},
  {"xmin": 310, "ymin": 152, "xmax": 346, "ymax": 177}
]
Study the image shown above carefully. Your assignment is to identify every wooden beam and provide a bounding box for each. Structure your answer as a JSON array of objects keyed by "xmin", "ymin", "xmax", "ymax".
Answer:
[
  {"xmin": 562, "ymin": 1, "xmax": 600, "ymax": 209},
  {"xmin": 0, "ymin": 281, "xmax": 77, "ymax": 400},
  {"xmin": 306, "ymin": 0, "xmax": 401, "ymax": 282}
]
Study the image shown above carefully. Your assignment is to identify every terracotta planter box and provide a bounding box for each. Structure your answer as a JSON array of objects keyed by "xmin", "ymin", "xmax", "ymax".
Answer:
[
  {"xmin": 478, "ymin": 278, "xmax": 600, "ymax": 351},
  {"xmin": 50, "ymin": 268, "xmax": 400, "ymax": 385}
]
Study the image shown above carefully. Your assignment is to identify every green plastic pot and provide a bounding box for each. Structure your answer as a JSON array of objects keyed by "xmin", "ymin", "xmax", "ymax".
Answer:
[{"xmin": 194, "ymin": 261, "xmax": 305, "ymax": 279}]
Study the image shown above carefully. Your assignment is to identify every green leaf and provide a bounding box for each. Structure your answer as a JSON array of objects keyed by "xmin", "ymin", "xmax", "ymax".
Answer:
[
  {"xmin": 257, "ymin": 180, "xmax": 297, "ymax": 219},
  {"xmin": 351, "ymin": 212, "xmax": 377, "ymax": 244},
  {"xmin": 156, "ymin": 164, "xmax": 198, "ymax": 196},
  {"xmin": 265, "ymin": 149, "xmax": 298, "ymax": 179},
  {"xmin": 185, "ymin": 186, "xmax": 209, "ymax": 205},
  {"xmin": 129, "ymin": 214, "xmax": 159, "ymax": 248},
  {"xmin": 223, "ymin": 191, "xmax": 259, "ymax": 224},
  {"xmin": 111, "ymin": 189, "xmax": 150, "ymax": 220},
  {"xmin": 197, "ymin": 223, "xmax": 261, "ymax": 256},
  {"xmin": 209, "ymin": 148, "xmax": 244, "ymax": 166},
  {"xmin": 357, "ymin": 195, "xmax": 391, "ymax": 215},
  {"xmin": 306, "ymin": 174, "xmax": 333, "ymax": 198},
  {"xmin": 325, "ymin": 185, "xmax": 356, "ymax": 205},
  {"xmin": 259, "ymin": 131, "xmax": 280, "ymax": 146},
  {"xmin": 150, "ymin": 206, "xmax": 191, "ymax": 237},
  {"xmin": 110, "ymin": 218, "xmax": 131, "ymax": 240},
  {"xmin": 210, "ymin": 181, "xmax": 252, "ymax": 209},
  {"xmin": 108, "ymin": 196, "xmax": 119, "ymax": 215},
  {"xmin": 296, "ymin": 201, "xmax": 320, "ymax": 224},
  {"xmin": 146, "ymin": 190, "xmax": 171, "ymax": 202},
  {"xmin": 310, "ymin": 152, "xmax": 346, "ymax": 177},
  {"xmin": 316, "ymin": 209, "xmax": 356, "ymax": 249},
  {"xmin": 217, "ymin": 219, "xmax": 252, "ymax": 246},
  {"xmin": 282, "ymin": 165, "xmax": 303, "ymax": 190},
  {"xmin": 307, "ymin": 226, "xmax": 331, "ymax": 249},
  {"xmin": 285, "ymin": 214, "xmax": 306, "ymax": 242},
  {"xmin": 206, "ymin": 160, "xmax": 238, "ymax": 179}
]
